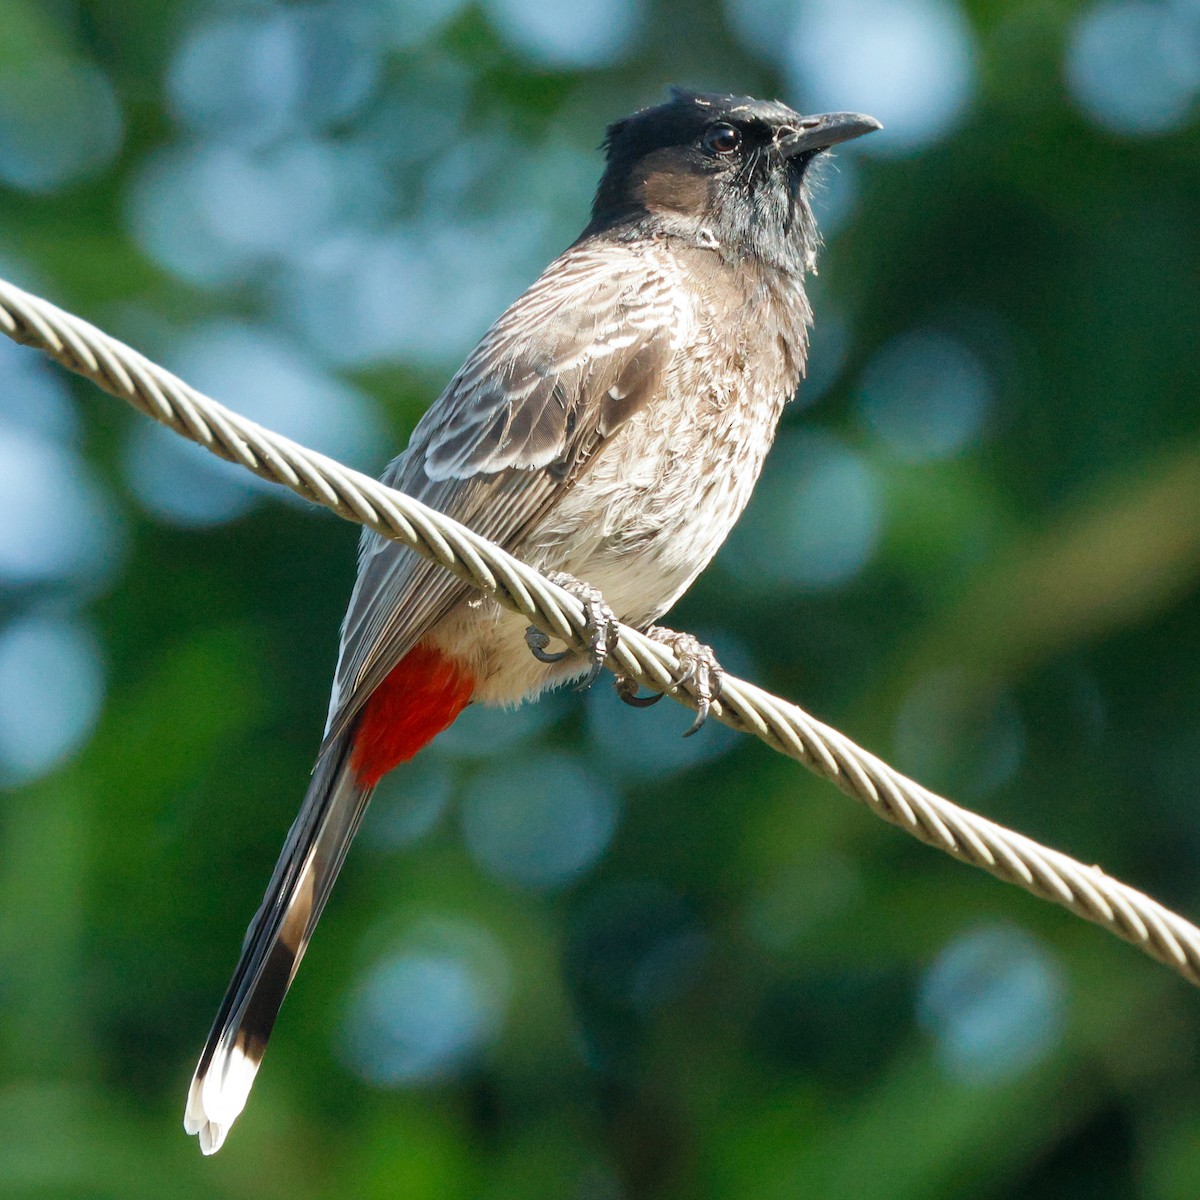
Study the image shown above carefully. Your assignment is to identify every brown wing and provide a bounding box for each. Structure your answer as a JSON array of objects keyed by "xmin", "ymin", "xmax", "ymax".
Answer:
[{"xmin": 323, "ymin": 241, "xmax": 678, "ymax": 740}]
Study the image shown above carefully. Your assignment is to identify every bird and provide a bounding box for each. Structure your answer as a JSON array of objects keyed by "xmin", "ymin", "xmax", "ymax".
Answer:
[{"xmin": 184, "ymin": 87, "xmax": 880, "ymax": 1154}]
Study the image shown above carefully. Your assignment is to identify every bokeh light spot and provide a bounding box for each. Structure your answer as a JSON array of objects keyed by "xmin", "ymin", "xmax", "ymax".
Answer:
[
  {"xmin": 122, "ymin": 423, "xmax": 256, "ymax": 528},
  {"xmin": 123, "ymin": 322, "xmax": 385, "ymax": 527},
  {"xmin": 460, "ymin": 753, "xmax": 618, "ymax": 889},
  {"xmin": 784, "ymin": 0, "xmax": 976, "ymax": 152},
  {"xmin": 0, "ymin": 57, "xmax": 123, "ymax": 192},
  {"xmin": 0, "ymin": 430, "xmax": 122, "ymax": 586},
  {"xmin": 0, "ymin": 338, "xmax": 79, "ymax": 443},
  {"xmin": 0, "ymin": 614, "xmax": 105, "ymax": 784},
  {"xmin": 127, "ymin": 144, "xmax": 257, "ymax": 289},
  {"xmin": 917, "ymin": 924, "xmax": 1065, "ymax": 1083},
  {"xmin": 722, "ymin": 431, "xmax": 882, "ymax": 591},
  {"xmin": 274, "ymin": 210, "xmax": 545, "ymax": 369},
  {"xmin": 856, "ymin": 329, "xmax": 994, "ymax": 462},
  {"xmin": 342, "ymin": 920, "xmax": 509, "ymax": 1086},
  {"xmin": 127, "ymin": 138, "xmax": 390, "ymax": 289},
  {"xmin": 168, "ymin": 9, "xmax": 380, "ymax": 146},
  {"xmin": 483, "ymin": 0, "xmax": 642, "ymax": 67},
  {"xmin": 365, "ymin": 757, "xmax": 455, "ymax": 851},
  {"xmin": 1065, "ymin": 1, "xmax": 1200, "ymax": 136}
]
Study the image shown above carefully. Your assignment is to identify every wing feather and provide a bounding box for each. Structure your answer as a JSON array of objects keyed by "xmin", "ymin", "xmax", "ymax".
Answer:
[{"xmin": 323, "ymin": 243, "xmax": 678, "ymax": 741}]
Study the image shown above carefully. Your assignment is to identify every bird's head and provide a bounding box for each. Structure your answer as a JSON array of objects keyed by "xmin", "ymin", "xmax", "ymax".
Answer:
[{"xmin": 588, "ymin": 88, "xmax": 881, "ymax": 274}]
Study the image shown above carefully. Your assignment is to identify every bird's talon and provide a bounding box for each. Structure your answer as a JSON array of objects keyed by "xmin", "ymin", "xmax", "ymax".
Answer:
[
  {"xmin": 642, "ymin": 625, "xmax": 724, "ymax": 737},
  {"xmin": 682, "ymin": 701, "xmax": 710, "ymax": 738},
  {"xmin": 575, "ymin": 661, "xmax": 605, "ymax": 691},
  {"xmin": 615, "ymin": 677, "xmax": 665, "ymax": 708},
  {"xmin": 531, "ymin": 572, "xmax": 620, "ymax": 684},
  {"xmin": 526, "ymin": 625, "xmax": 570, "ymax": 664}
]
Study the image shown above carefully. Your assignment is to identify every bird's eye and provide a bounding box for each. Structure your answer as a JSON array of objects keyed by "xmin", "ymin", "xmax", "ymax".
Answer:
[{"xmin": 702, "ymin": 123, "xmax": 742, "ymax": 155}]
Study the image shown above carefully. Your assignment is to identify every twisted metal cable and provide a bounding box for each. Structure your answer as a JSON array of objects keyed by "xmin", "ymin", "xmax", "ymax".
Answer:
[{"xmin": 2, "ymin": 274, "xmax": 1199, "ymax": 987}]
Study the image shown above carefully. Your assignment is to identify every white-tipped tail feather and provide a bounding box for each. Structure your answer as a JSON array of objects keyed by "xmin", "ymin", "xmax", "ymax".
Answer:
[
  {"xmin": 184, "ymin": 1039, "xmax": 259, "ymax": 1154},
  {"xmin": 185, "ymin": 732, "xmax": 373, "ymax": 1153}
]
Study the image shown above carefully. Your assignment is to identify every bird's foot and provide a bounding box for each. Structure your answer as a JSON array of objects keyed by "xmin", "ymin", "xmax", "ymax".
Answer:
[
  {"xmin": 525, "ymin": 572, "xmax": 618, "ymax": 690},
  {"xmin": 616, "ymin": 626, "xmax": 723, "ymax": 737}
]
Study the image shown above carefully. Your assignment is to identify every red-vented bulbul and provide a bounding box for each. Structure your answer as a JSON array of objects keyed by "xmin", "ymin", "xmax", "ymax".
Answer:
[{"xmin": 185, "ymin": 88, "xmax": 880, "ymax": 1153}]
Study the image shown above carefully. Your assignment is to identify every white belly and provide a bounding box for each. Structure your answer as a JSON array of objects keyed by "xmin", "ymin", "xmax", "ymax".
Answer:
[{"xmin": 429, "ymin": 371, "xmax": 787, "ymax": 707}]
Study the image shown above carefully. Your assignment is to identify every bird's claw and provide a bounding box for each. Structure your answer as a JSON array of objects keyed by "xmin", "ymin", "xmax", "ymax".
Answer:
[
  {"xmin": 526, "ymin": 626, "xmax": 569, "ymax": 664},
  {"xmin": 617, "ymin": 626, "xmax": 723, "ymax": 736},
  {"xmin": 615, "ymin": 677, "xmax": 665, "ymax": 708},
  {"xmin": 524, "ymin": 572, "xmax": 618, "ymax": 690}
]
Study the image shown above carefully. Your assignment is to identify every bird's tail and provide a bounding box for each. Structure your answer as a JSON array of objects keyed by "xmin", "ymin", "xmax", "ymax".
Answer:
[
  {"xmin": 184, "ymin": 729, "xmax": 373, "ymax": 1155},
  {"xmin": 184, "ymin": 642, "xmax": 477, "ymax": 1154}
]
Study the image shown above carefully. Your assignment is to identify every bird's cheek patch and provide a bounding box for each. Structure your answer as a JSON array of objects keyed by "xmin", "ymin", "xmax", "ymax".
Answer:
[{"xmin": 636, "ymin": 152, "xmax": 711, "ymax": 217}]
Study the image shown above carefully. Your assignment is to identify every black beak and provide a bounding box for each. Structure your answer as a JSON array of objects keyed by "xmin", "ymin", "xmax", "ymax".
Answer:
[{"xmin": 779, "ymin": 112, "xmax": 882, "ymax": 156}]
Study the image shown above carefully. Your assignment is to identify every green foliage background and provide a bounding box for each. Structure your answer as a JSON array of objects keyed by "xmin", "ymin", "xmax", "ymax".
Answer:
[{"xmin": 1, "ymin": 1, "xmax": 1200, "ymax": 1196}]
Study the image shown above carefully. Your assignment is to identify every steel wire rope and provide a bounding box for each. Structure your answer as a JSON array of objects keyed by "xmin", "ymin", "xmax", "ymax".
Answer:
[{"xmin": 2, "ymin": 275, "xmax": 1198, "ymax": 986}]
